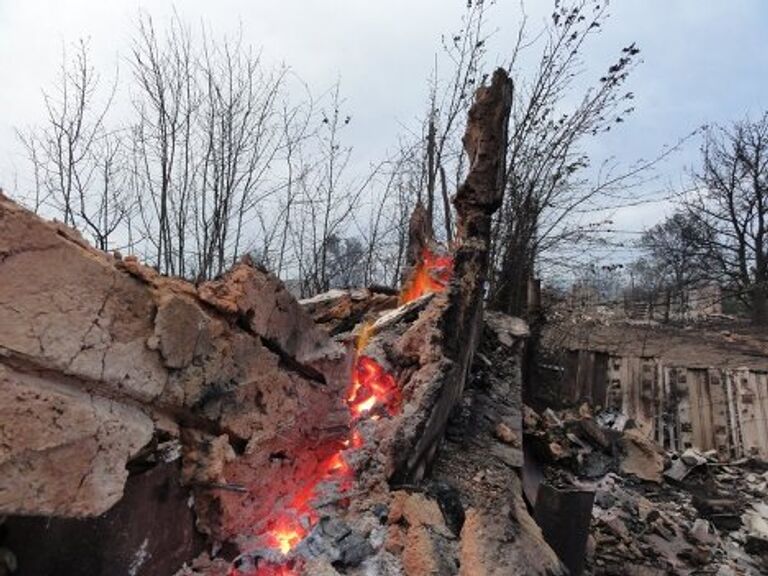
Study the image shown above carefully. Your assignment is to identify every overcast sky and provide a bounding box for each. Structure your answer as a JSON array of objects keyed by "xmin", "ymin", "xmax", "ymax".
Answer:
[{"xmin": 1, "ymin": 0, "xmax": 767, "ymax": 247}]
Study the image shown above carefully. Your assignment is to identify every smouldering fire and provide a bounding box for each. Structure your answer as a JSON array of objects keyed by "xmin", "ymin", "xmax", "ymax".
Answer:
[
  {"xmin": 399, "ymin": 247, "xmax": 453, "ymax": 305},
  {"xmin": 231, "ymin": 247, "xmax": 452, "ymax": 576}
]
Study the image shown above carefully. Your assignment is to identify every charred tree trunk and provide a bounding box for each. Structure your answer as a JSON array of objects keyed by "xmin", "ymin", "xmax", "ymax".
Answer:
[
  {"xmin": 403, "ymin": 200, "xmax": 436, "ymax": 282},
  {"xmin": 391, "ymin": 68, "xmax": 513, "ymax": 484}
]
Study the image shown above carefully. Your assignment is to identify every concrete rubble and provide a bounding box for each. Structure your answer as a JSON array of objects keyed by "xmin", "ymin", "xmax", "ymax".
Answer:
[
  {"xmin": 523, "ymin": 402, "xmax": 768, "ymax": 575},
  {"xmin": 2, "ymin": 182, "xmax": 767, "ymax": 575}
]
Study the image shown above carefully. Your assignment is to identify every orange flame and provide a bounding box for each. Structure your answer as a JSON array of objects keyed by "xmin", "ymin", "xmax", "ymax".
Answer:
[
  {"xmin": 355, "ymin": 321, "xmax": 375, "ymax": 352},
  {"xmin": 323, "ymin": 451, "xmax": 350, "ymax": 476},
  {"xmin": 399, "ymin": 248, "xmax": 453, "ymax": 305}
]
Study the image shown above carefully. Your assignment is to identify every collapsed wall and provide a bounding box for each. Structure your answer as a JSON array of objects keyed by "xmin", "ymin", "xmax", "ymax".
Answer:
[
  {"xmin": 0, "ymin": 192, "xmax": 347, "ymax": 573},
  {"xmin": 554, "ymin": 351, "xmax": 768, "ymax": 460}
]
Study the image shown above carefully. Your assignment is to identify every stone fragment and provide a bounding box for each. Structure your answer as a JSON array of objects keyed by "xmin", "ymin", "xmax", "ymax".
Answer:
[
  {"xmin": 494, "ymin": 422, "xmax": 519, "ymax": 446},
  {"xmin": 542, "ymin": 408, "xmax": 563, "ymax": 429},
  {"xmin": 689, "ymin": 518, "xmax": 718, "ymax": 546},
  {"xmin": 385, "ymin": 525, "xmax": 406, "ymax": 555},
  {"xmin": 571, "ymin": 418, "xmax": 611, "ymax": 451},
  {"xmin": 389, "ymin": 491, "xmax": 448, "ymax": 534},
  {"xmin": 601, "ymin": 512, "xmax": 630, "ymax": 542},
  {"xmin": 0, "ymin": 366, "xmax": 153, "ymax": 516},
  {"xmin": 402, "ymin": 525, "xmax": 440, "ymax": 576},
  {"xmin": 181, "ymin": 432, "xmax": 235, "ymax": 485},
  {"xmin": 154, "ymin": 295, "xmax": 211, "ymax": 369},
  {"xmin": 620, "ymin": 429, "xmax": 664, "ymax": 483},
  {"xmin": 337, "ymin": 532, "xmax": 374, "ymax": 568},
  {"xmin": 301, "ymin": 559, "xmax": 342, "ymax": 576},
  {"xmin": 427, "ymin": 481, "xmax": 466, "ymax": 536},
  {"xmin": 198, "ymin": 261, "xmax": 339, "ymax": 365},
  {"xmin": 664, "ymin": 456, "xmax": 696, "ymax": 482},
  {"xmin": 680, "ymin": 448, "xmax": 708, "ymax": 467}
]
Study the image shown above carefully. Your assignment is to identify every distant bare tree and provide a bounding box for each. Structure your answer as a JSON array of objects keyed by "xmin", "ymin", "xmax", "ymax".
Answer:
[
  {"xmin": 631, "ymin": 212, "xmax": 710, "ymax": 320},
  {"xmin": 489, "ymin": 0, "xmax": 643, "ymax": 316},
  {"xmin": 271, "ymin": 94, "xmax": 315, "ymax": 279},
  {"xmin": 195, "ymin": 31, "xmax": 287, "ymax": 279},
  {"xmin": 686, "ymin": 114, "xmax": 768, "ymax": 323},
  {"xmin": 571, "ymin": 260, "xmax": 624, "ymax": 308},
  {"xmin": 128, "ymin": 13, "xmax": 292, "ymax": 279},
  {"xmin": 18, "ymin": 40, "xmax": 128, "ymax": 250},
  {"xmin": 129, "ymin": 13, "xmax": 197, "ymax": 275},
  {"xmin": 290, "ymin": 82, "xmax": 383, "ymax": 295},
  {"xmin": 626, "ymin": 256, "xmax": 666, "ymax": 319},
  {"xmin": 17, "ymin": 14, "xmax": 388, "ymax": 293}
]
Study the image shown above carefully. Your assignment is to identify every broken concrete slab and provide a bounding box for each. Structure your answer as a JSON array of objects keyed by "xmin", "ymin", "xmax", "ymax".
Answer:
[{"xmin": 0, "ymin": 365, "xmax": 153, "ymax": 516}]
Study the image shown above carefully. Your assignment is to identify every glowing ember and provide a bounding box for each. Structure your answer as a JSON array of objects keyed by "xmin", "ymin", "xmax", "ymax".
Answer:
[
  {"xmin": 323, "ymin": 451, "xmax": 350, "ymax": 475},
  {"xmin": 399, "ymin": 247, "xmax": 453, "ymax": 305},
  {"xmin": 273, "ymin": 528, "xmax": 303, "ymax": 555},
  {"xmin": 347, "ymin": 355, "xmax": 401, "ymax": 418},
  {"xmin": 264, "ymin": 514, "xmax": 309, "ymax": 555},
  {"xmin": 235, "ymin": 354, "xmax": 398, "ymax": 571},
  {"xmin": 240, "ymin": 354, "xmax": 398, "ymax": 570},
  {"xmin": 350, "ymin": 429, "xmax": 363, "ymax": 449}
]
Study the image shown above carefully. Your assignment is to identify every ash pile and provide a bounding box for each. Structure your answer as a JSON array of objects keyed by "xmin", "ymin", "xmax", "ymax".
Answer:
[{"xmin": 523, "ymin": 402, "xmax": 768, "ymax": 575}]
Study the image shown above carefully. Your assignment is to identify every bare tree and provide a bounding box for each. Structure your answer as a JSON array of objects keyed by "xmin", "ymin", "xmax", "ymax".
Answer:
[
  {"xmin": 686, "ymin": 114, "xmax": 768, "ymax": 323},
  {"xmin": 386, "ymin": 0, "xmax": 652, "ymax": 316},
  {"xmin": 632, "ymin": 212, "xmax": 709, "ymax": 320},
  {"xmin": 422, "ymin": 0, "xmax": 490, "ymax": 242},
  {"xmin": 17, "ymin": 13, "xmax": 381, "ymax": 293},
  {"xmin": 18, "ymin": 40, "xmax": 127, "ymax": 250},
  {"xmin": 626, "ymin": 256, "xmax": 666, "ymax": 319},
  {"xmin": 129, "ymin": 13, "xmax": 197, "ymax": 275},
  {"xmin": 15, "ymin": 1, "xmax": 667, "ymax": 304},
  {"xmin": 489, "ymin": 0, "xmax": 643, "ymax": 316},
  {"xmin": 290, "ymin": 82, "xmax": 383, "ymax": 295},
  {"xmin": 129, "ymin": 13, "xmax": 292, "ymax": 279},
  {"xmin": 270, "ymin": 93, "xmax": 315, "ymax": 279},
  {"xmin": 196, "ymin": 32, "xmax": 288, "ymax": 279}
]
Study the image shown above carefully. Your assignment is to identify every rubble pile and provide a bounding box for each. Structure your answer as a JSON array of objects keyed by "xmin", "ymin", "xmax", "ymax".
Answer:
[
  {"xmin": 301, "ymin": 288, "xmax": 398, "ymax": 336},
  {"xmin": 524, "ymin": 403, "xmax": 768, "ymax": 575}
]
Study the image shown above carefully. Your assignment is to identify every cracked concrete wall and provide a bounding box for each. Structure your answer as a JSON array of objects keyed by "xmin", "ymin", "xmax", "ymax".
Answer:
[{"xmin": 0, "ymin": 193, "xmax": 348, "ymax": 518}]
